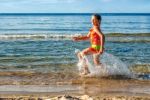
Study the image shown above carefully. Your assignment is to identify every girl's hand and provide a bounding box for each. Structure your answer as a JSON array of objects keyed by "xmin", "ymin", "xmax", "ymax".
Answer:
[
  {"xmin": 72, "ymin": 35, "xmax": 89, "ymax": 41},
  {"xmin": 72, "ymin": 37, "xmax": 79, "ymax": 41}
]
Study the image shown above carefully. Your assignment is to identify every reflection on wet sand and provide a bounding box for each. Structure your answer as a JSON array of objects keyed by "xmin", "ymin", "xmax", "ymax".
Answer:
[{"xmin": 0, "ymin": 71, "xmax": 149, "ymax": 97}]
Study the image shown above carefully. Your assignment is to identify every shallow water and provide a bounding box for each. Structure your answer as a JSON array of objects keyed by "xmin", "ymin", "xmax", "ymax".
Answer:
[
  {"xmin": 0, "ymin": 39, "xmax": 149, "ymax": 73},
  {"xmin": 0, "ymin": 38, "xmax": 149, "ymax": 82}
]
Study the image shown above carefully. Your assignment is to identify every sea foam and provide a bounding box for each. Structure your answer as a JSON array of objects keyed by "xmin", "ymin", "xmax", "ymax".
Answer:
[{"xmin": 0, "ymin": 34, "xmax": 149, "ymax": 42}]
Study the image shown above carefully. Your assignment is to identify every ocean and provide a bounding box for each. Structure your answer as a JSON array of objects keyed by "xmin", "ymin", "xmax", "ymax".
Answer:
[
  {"xmin": 0, "ymin": 13, "xmax": 149, "ymax": 87},
  {"xmin": 0, "ymin": 13, "xmax": 150, "ymax": 34}
]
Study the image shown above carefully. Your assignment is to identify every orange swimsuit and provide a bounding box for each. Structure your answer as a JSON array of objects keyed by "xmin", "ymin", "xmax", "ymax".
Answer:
[{"xmin": 89, "ymin": 28, "xmax": 101, "ymax": 53}]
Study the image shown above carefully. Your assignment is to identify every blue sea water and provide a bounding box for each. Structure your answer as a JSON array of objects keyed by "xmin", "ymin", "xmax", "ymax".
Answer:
[
  {"xmin": 0, "ymin": 13, "xmax": 150, "ymax": 34},
  {"xmin": 0, "ymin": 13, "xmax": 149, "ymax": 78}
]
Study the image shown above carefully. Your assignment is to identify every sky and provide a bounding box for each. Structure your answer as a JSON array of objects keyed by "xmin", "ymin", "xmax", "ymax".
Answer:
[{"xmin": 0, "ymin": 0, "xmax": 150, "ymax": 13}]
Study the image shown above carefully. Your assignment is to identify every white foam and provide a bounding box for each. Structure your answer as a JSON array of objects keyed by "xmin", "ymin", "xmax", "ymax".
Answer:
[
  {"xmin": 76, "ymin": 49, "xmax": 131, "ymax": 77},
  {"xmin": 0, "ymin": 34, "xmax": 149, "ymax": 42},
  {"xmin": 0, "ymin": 34, "xmax": 82, "ymax": 40}
]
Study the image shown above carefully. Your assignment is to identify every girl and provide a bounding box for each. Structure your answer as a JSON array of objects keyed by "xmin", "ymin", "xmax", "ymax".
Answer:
[{"xmin": 73, "ymin": 14, "xmax": 105, "ymax": 75}]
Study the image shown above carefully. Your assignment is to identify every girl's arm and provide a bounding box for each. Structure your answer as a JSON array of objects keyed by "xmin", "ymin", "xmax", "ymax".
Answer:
[
  {"xmin": 94, "ymin": 27, "xmax": 105, "ymax": 54},
  {"xmin": 73, "ymin": 32, "xmax": 90, "ymax": 41}
]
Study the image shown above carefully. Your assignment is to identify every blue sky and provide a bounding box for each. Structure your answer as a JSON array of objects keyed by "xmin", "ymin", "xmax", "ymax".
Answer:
[{"xmin": 0, "ymin": 0, "xmax": 150, "ymax": 13}]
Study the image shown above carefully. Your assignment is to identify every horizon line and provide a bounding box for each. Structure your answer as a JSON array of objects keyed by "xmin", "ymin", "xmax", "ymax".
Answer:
[{"xmin": 0, "ymin": 12, "xmax": 150, "ymax": 15}]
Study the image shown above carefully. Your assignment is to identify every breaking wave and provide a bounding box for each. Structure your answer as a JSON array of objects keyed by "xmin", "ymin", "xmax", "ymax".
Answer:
[{"xmin": 0, "ymin": 33, "xmax": 149, "ymax": 42}]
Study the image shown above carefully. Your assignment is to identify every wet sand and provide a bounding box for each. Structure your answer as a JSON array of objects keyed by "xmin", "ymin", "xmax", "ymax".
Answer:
[
  {"xmin": 0, "ymin": 71, "xmax": 149, "ymax": 99},
  {"xmin": 0, "ymin": 84, "xmax": 149, "ymax": 100}
]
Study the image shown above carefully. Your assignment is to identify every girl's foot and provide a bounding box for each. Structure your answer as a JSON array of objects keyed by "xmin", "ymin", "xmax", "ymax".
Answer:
[{"xmin": 79, "ymin": 68, "xmax": 90, "ymax": 76}]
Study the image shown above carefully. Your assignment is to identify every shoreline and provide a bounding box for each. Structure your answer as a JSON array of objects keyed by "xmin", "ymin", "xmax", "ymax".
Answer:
[{"xmin": 0, "ymin": 71, "xmax": 149, "ymax": 99}]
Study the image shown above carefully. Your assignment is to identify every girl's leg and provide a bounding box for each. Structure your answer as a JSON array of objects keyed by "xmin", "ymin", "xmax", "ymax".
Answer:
[
  {"xmin": 77, "ymin": 52, "xmax": 82, "ymax": 61},
  {"xmin": 75, "ymin": 51, "xmax": 85, "ymax": 73},
  {"xmin": 93, "ymin": 54, "xmax": 101, "ymax": 66},
  {"xmin": 80, "ymin": 48, "xmax": 94, "ymax": 75}
]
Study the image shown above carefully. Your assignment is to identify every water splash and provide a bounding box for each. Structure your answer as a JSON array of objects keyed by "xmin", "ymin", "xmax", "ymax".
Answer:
[{"xmin": 75, "ymin": 49, "xmax": 131, "ymax": 77}]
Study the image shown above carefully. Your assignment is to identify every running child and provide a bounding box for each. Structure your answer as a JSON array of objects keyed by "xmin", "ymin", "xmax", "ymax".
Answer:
[{"xmin": 73, "ymin": 14, "xmax": 105, "ymax": 75}]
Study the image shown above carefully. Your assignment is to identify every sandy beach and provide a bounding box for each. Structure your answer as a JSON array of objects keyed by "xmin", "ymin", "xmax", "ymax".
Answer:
[
  {"xmin": 0, "ymin": 94, "xmax": 150, "ymax": 100},
  {"xmin": 0, "ymin": 71, "xmax": 149, "ymax": 100}
]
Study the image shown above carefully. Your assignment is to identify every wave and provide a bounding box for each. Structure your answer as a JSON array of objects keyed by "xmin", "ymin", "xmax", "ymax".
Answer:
[
  {"xmin": 0, "ymin": 33, "xmax": 149, "ymax": 42},
  {"xmin": 106, "ymin": 33, "xmax": 150, "ymax": 36},
  {"xmin": 0, "ymin": 34, "xmax": 79, "ymax": 40}
]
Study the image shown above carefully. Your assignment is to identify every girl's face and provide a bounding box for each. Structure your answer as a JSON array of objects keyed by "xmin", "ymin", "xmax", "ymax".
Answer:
[{"xmin": 91, "ymin": 16, "xmax": 99, "ymax": 26}]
